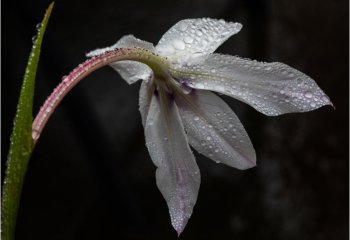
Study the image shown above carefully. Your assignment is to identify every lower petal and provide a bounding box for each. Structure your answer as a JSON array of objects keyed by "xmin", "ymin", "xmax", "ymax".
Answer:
[
  {"xmin": 177, "ymin": 90, "xmax": 256, "ymax": 170},
  {"xmin": 145, "ymin": 93, "xmax": 200, "ymax": 235}
]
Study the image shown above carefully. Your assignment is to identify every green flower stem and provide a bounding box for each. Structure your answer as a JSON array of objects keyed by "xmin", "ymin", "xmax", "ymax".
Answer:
[{"xmin": 1, "ymin": 3, "xmax": 54, "ymax": 240}]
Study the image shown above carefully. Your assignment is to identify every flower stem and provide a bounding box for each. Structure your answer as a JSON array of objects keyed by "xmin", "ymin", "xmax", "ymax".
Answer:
[{"xmin": 32, "ymin": 47, "xmax": 165, "ymax": 142}]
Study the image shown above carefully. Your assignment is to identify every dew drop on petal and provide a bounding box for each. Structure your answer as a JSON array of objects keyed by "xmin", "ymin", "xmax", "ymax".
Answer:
[
  {"xmin": 322, "ymin": 96, "xmax": 330, "ymax": 102},
  {"xmin": 304, "ymin": 91, "xmax": 313, "ymax": 98},
  {"xmin": 184, "ymin": 36, "xmax": 193, "ymax": 44},
  {"xmin": 172, "ymin": 39, "xmax": 186, "ymax": 50},
  {"xmin": 157, "ymin": 44, "xmax": 175, "ymax": 54},
  {"xmin": 178, "ymin": 22, "xmax": 188, "ymax": 32}
]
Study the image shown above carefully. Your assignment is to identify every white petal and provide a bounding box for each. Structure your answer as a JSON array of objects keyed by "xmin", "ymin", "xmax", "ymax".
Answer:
[
  {"xmin": 172, "ymin": 54, "xmax": 333, "ymax": 116},
  {"xmin": 87, "ymin": 35, "xmax": 155, "ymax": 84},
  {"xmin": 145, "ymin": 94, "xmax": 200, "ymax": 235},
  {"xmin": 86, "ymin": 34, "xmax": 155, "ymax": 57},
  {"xmin": 156, "ymin": 18, "xmax": 242, "ymax": 61},
  {"xmin": 177, "ymin": 90, "xmax": 256, "ymax": 169},
  {"xmin": 110, "ymin": 61, "xmax": 152, "ymax": 84},
  {"xmin": 139, "ymin": 80, "xmax": 152, "ymax": 126}
]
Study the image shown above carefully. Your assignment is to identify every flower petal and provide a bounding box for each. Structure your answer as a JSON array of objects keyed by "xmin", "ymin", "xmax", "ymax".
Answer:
[
  {"xmin": 87, "ymin": 35, "xmax": 155, "ymax": 84},
  {"xmin": 145, "ymin": 94, "xmax": 200, "ymax": 235},
  {"xmin": 139, "ymin": 80, "xmax": 153, "ymax": 126},
  {"xmin": 177, "ymin": 90, "xmax": 256, "ymax": 170},
  {"xmin": 156, "ymin": 18, "xmax": 242, "ymax": 61},
  {"xmin": 110, "ymin": 61, "xmax": 152, "ymax": 84},
  {"xmin": 86, "ymin": 34, "xmax": 155, "ymax": 57},
  {"xmin": 172, "ymin": 54, "xmax": 333, "ymax": 116}
]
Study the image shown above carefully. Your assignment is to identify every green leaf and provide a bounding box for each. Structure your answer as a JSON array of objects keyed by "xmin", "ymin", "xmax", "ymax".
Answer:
[{"xmin": 1, "ymin": 3, "xmax": 54, "ymax": 240}]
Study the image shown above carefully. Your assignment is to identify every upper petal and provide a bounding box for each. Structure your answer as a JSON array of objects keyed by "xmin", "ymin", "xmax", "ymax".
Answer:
[
  {"xmin": 145, "ymin": 94, "xmax": 200, "ymax": 235},
  {"xmin": 86, "ymin": 34, "xmax": 155, "ymax": 57},
  {"xmin": 172, "ymin": 54, "xmax": 333, "ymax": 116},
  {"xmin": 87, "ymin": 35, "xmax": 155, "ymax": 84},
  {"xmin": 156, "ymin": 18, "xmax": 242, "ymax": 61},
  {"xmin": 177, "ymin": 90, "xmax": 256, "ymax": 170}
]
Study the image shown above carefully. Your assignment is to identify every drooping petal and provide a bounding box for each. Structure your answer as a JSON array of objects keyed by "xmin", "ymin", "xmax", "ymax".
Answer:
[
  {"xmin": 87, "ymin": 35, "xmax": 155, "ymax": 84},
  {"xmin": 177, "ymin": 90, "xmax": 256, "ymax": 170},
  {"xmin": 145, "ymin": 94, "xmax": 200, "ymax": 235},
  {"xmin": 139, "ymin": 80, "xmax": 153, "ymax": 126},
  {"xmin": 109, "ymin": 60, "xmax": 152, "ymax": 84},
  {"xmin": 172, "ymin": 54, "xmax": 333, "ymax": 116},
  {"xmin": 156, "ymin": 18, "xmax": 242, "ymax": 61}
]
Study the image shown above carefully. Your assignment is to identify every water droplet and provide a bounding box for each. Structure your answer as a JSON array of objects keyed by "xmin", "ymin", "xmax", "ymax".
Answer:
[
  {"xmin": 178, "ymin": 23, "xmax": 188, "ymax": 32},
  {"xmin": 172, "ymin": 39, "xmax": 186, "ymax": 50},
  {"xmin": 321, "ymin": 96, "xmax": 329, "ymax": 102},
  {"xmin": 214, "ymin": 149, "xmax": 219, "ymax": 153},
  {"xmin": 206, "ymin": 136, "xmax": 211, "ymax": 141},
  {"xmin": 32, "ymin": 130, "xmax": 40, "ymax": 140},
  {"xmin": 194, "ymin": 116, "xmax": 200, "ymax": 121},
  {"xmin": 304, "ymin": 91, "xmax": 313, "ymax": 98},
  {"xmin": 184, "ymin": 36, "xmax": 193, "ymax": 44},
  {"xmin": 36, "ymin": 23, "xmax": 42, "ymax": 30},
  {"xmin": 32, "ymin": 36, "xmax": 37, "ymax": 44},
  {"xmin": 280, "ymin": 90, "xmax": 285, "ymax": 94},
  {"xmin": 200, "ymin": 140, "xmax": 206, "ymax": 146},
  {"xmin": 157, "ymin": 44, "xmax": 174, "ymax": 54},
  {"xmin": 310, "ymin": 102, "xmax": 316, "ymax": 107},
  {"xmin": 62, "ymin": 76, "xmax": 69, "ymax": 83}
]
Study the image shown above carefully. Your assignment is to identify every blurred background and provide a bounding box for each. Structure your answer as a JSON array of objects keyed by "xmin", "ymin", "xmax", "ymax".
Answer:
[{"xmin": 2, "ymin": 0, "xmax": 349, "ymax": 239}]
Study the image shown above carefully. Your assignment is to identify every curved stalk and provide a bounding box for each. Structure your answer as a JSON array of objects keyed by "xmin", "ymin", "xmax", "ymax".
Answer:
[{"xmin": 32, "ymin": 48, "xmax": 167, "ymax": 143}]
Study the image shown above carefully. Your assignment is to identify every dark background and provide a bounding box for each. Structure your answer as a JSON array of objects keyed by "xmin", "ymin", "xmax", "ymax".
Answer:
[{"xmin": 2, "ymin": 0, "xmax": 349, "ymax": 239}]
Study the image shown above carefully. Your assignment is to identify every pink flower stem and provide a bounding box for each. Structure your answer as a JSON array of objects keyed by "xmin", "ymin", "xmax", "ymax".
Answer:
[{"xmin": 32, "ymin": 47, "xmax": 158, "ymax": 143}]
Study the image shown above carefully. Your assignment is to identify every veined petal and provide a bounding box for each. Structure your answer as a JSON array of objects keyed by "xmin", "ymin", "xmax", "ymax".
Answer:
[
  {"xmin": 87, "ymin": 35, "xmax": 155, "ymax": 84},
  {"xmin": 145, "ymin": 94, "xmax": 200, "ymax": 235},
  {"xmin": 177, "ymin": 90, "xmax": 256, "ymax": 170},
  {"xmin": 156, "ymin": 18, "xmax": 242, "ymax": 61},
  {"xmin": 172, "ymin": 54, "xmax": 333, "ymax": 116}
]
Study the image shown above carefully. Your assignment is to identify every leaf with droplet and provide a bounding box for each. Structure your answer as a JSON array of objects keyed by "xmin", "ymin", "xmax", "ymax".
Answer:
[{"xmin": 1, "ymin": 3, "xmax": 54, "ymax": 240}]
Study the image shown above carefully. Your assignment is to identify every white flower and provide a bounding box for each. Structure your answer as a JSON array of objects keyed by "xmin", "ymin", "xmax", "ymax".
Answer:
[{"xmin": 34, "ymin": 18, "xmax": 332, "ymax": 235}]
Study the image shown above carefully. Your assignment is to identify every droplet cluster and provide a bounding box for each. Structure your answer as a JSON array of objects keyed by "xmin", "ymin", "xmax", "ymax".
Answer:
[
  {"xmin": 178, "ymin": 90, "xmax": 256, "ymax": 170},
  {"xmin": 171, "ymin": 54, "xmax": 332, "ymax": 116},
  {"xmin": 156, "ymin": 18, "xmax": 242, "ymax": 59}
]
